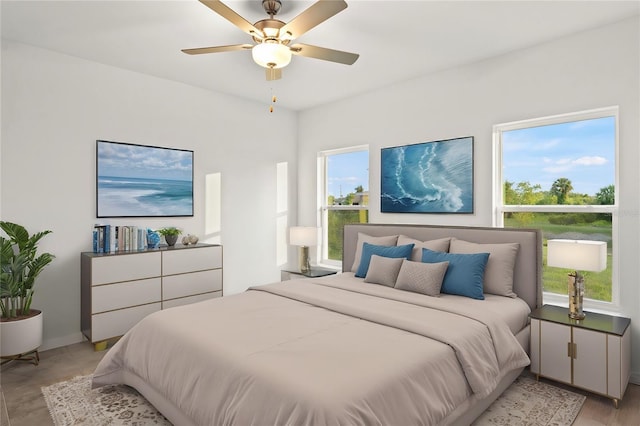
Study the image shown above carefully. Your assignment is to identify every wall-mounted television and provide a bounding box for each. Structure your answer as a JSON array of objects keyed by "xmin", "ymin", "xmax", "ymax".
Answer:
[{"xmin": 96, "ymin": 140, "xmax": 194, "ymax": 218}]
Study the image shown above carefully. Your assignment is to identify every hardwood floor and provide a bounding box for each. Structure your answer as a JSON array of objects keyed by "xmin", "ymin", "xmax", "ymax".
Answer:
[{"xmin": 1, "ymin": 341, "xmax": 638, "ymax": 425}]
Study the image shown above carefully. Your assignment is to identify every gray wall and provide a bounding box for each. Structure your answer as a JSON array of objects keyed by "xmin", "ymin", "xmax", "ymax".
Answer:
[
  {"xmin": 298, "ymin": 18, "xmax": 640, "ymax": 382},
  {"xmin": 1, "ymin": 41, "xmax": 299, "ymax": 350}
]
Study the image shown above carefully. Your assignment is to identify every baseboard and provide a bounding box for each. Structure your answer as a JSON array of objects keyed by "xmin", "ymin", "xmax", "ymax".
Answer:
[
  {"xmin": 40, "ymin": 332, "xmax": 84, "ymax": 352},
  {"xmin": 630, "ymin": 371, "xmax": 640, "ymax": 386}
]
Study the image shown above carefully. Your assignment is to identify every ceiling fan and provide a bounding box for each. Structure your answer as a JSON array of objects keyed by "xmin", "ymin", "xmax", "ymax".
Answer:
[{"xmin": 182, "ymin": 0, "xmax": 359, "ymax": 81}]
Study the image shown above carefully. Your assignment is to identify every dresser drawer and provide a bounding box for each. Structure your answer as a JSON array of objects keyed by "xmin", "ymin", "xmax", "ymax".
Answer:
[
  {"xmin": 162, "ymin": 291, "xmax": 222, "ymax": 309},
  {"xmin": 92, "ymin": 278, "xmax": 161, "ymax": 314},
  {"xmin": 92, "ymin": 303, "xmax": 161, "ymax": 341},
  {"xmin": 91, "ymin": 252, "xmax": 161, "ymax": 285},
  {"xmin": 162, "ymin": 269, "xmax": 222, "ymax": 300},
  {"xmin": 162, "ymin": 245, "xmax": 222, "ymax": 275}
]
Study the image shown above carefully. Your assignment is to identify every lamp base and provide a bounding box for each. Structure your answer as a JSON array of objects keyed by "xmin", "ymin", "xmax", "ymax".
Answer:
[
  {"xmin": 568, "ymin": 271, "xmax": 586, "ymax": 320},
  {"xmin": 298, "ymin": 246, "xmax": 310, "ymax": 274}
]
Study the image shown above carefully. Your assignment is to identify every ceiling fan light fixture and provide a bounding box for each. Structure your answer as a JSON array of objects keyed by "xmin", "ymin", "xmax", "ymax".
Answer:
[{"xmin": 252, "ymin": 42, "xmax": 292, "ymax": 69}]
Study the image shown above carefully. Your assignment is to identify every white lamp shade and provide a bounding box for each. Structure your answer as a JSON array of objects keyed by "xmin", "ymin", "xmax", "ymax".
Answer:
[
  {"xmin": 289, "ymin": 227, "xmax": 317, "ymax": 247},
  {"xmin": 252, "ymin": 42, "xmax": 291, "ymax": 69},
  {"xmin": 547, "ymin": 239, "xmax": 607, "ymax": 272}
]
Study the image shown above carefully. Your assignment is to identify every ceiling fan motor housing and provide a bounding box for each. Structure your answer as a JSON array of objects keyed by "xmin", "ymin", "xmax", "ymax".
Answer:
[
  {"xmin": 262, "ymin": 0, "xmax": 282, "ymax": 16},
  {"xmin": 252, "ymin": 19, "xmax": 288, "ymax": 43}
]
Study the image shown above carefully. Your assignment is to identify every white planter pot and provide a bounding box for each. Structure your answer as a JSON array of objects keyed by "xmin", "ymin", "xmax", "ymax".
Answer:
[{"xmin": 0, "ymin": 310, "xmax": 43, "ymax": 357}]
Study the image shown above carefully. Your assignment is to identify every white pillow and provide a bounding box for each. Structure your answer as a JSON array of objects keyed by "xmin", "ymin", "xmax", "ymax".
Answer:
[
  {"xmin": 351, "ymin": 233, "xmax": 399, "ymax": 272},
  {"xmin": 394, "ymin": 260, "xmax": 449, "ymax": 296},
  {"xmin": 364, "ymin": 255, "xmax": 404, "ymax": 287},
  {"xmin": 397, "ymin": 235, "xmax": 451, "ymax": 261},
  {"xmin": 449, "ymin": 238, "xmax": 520, "ymax": 298}
]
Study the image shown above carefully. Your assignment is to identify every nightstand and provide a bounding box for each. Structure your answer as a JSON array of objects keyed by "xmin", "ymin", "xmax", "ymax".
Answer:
[
  {"xmin": 529, "ymin": 304, "xmax": 631, "ymax": 407},
  {"xmin": 281, "ymin": 266, "xmax": 338, "ymax": 281}
]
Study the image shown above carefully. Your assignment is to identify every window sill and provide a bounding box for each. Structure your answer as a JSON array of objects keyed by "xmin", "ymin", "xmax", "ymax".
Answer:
[{"xmin": 542, "ymin": 292, "xmax": 624, "ymax": 317}]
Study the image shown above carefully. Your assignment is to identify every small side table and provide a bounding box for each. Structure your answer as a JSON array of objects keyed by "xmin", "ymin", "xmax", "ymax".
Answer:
[
  {"xmin": 281, "ymin": 266, "xmax": 338, "ymax": 281},
  {"xmin": 529, "ymin": 304, "xmax": 631, "ymax": 408}
]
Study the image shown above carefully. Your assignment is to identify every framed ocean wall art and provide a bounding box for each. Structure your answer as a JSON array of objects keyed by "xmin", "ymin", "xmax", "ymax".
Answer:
[
  {"xmin": 381, "ymin": 136, "xmax": 474, "ymax": 214},
  {"xmin": 96, "ymin": 140, "xmax": 194, "ymax": 218}
]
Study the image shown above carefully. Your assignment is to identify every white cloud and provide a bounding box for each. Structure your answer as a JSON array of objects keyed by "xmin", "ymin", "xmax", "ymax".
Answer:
[
  {"xmin": 573, "ymin": 156, "xmax": 607, "ymax": 166},
  {"xmin": 542, "ymin": 156, "xmax": 607, "ymax": 174}
]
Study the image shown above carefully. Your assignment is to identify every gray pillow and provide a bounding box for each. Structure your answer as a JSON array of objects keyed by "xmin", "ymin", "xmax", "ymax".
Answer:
[
  {"xmin": 364, "ymin": 255, "xmax": 404, "ymax": 287},
  {"xmin": 351, "ymin": 233, "xmax": 399, "ymax": 272},
  {"xmin": 449, "ymin": 238, "xmax": 520, "ymax": 298},
  {"xmin": 395, "ymin": 260, "xmax": 449, "ymax": 296},
  {"xmin": 397, "ymin": 235, "xmax": 451, "ymax": 261}
]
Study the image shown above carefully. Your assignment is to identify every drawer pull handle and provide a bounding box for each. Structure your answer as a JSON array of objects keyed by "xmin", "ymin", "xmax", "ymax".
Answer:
[{"xmin": 567, "ymin": 342, "xmax": 572, "ymax": 358}]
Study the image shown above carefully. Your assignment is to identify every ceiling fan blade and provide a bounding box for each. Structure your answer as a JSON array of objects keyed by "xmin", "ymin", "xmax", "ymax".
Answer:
[
  {"xmin": 182, "ymin": 44, "xmax": 253, "ymax": 55},
  {"xmin": 199, "ymin": 0, "xmax": 262, "ymax": 36},
  {"xmin": 279, "ymin": 0, "xmax": 347, "ymax": 40},
  {"xmin": 290, "ymin": 43, "xmax": 359, "ymax": 65},
  {"xmin": 266, "ymin": 68, "xmax": 282, "ymax": 81}
]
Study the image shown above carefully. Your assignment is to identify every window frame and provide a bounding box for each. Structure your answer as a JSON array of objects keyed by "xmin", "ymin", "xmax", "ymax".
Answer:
[
  {"xmin": 492, "ymin": 106, "xmax": 620, "ymax": 311},
  {"xmin": 318, "ymin": 145, "xmax": 369, "ymax": 267}
]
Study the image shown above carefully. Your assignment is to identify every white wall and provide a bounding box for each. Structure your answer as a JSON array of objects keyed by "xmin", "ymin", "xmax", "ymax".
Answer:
[
  {"xmin": 298, "ymin": 18, "xmax": 640, "ymax": 382},
  {"xmin": 1, "ymin": 41, "xmax": 299, "ymax": 350}
]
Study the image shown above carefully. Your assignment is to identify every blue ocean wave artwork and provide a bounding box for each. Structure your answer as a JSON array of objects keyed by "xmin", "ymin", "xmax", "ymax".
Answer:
[
  {"xmin": 96, "ymin": 141, "xmax": 193, "ymax": 217},
  {"xmin": 381, "ymin": 137, "xmax": 473, "ymax": 213},
  {"xmin": 98, "ymin": 176, "xmax": 193, "ymax": 217}
]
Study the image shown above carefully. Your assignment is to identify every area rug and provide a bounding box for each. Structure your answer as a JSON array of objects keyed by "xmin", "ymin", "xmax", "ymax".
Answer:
[
  {"xmin": 42, "ymin": 375, "xmax": 170, "ymax": 425},
  {"xmin": 43, "ymin": 374, "xmax": 585, "ymax": 425},
  {"xmin": 473, "ymin": 375, "xmax": 586, "ymax": 425}
]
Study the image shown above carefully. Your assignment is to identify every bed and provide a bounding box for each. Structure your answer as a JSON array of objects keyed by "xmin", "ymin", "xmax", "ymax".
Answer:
[{"xmin": 92, "ymin": 224, "xmax": 542, "ymax": 425}]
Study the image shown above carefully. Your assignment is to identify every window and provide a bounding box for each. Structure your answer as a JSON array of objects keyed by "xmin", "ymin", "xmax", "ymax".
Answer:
[
  {"xmin": 494, "ymin": 107, "xmax": 618, "ymax": 308},
  {"xmin": 319, "ymin": 146, "xmax": 369, "ymax": 266}
]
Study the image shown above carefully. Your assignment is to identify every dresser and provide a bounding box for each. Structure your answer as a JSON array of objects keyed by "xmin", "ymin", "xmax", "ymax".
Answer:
[
  {"xmin": 81, "ymin": 244, "xmax": 222, "ymax": 350},
  {"xmin": 529, "ymin": 304, "xmax": 631, "ymax": 407}
]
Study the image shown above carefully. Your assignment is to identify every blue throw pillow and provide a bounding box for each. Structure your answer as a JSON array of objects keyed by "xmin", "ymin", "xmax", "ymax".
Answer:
[
  {"xmin": 355, "ymin": 242, "xmax": 415, "ymax": 278},
  {"xmin": 421, "ymin": 248, "xmax": 490, "ymax": 300}
]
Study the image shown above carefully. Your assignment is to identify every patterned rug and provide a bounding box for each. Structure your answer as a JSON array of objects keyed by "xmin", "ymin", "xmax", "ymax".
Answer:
[
  {"xmin": 474, "ymin": 375, "xmax": 586, "ymax": 425},
  {"xmin": 42, "ymin": 374, "xmax": 585, "ymax": 425},
  {"xmin": 42, "ymin": 375, "xmax": 170, "ymax": 425}
]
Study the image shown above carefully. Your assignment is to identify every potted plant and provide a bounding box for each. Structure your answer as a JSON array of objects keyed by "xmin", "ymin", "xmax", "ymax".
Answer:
[
  {"xmin": 0, "ymin": 221, "xmax": 54, "ymax": 364},
  {"xmin": 157, "ymin": 227, "xmax": 181, "ymax": 247}
]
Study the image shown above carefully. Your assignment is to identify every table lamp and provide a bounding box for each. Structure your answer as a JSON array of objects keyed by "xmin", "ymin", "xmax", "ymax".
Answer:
[
  {"xmin": 547, "ymin": 239, "xmax": 607, "ymax": 320},
  {"xmin": 289, "ymin": 227, "xmax": 318, "ymax": 274}
]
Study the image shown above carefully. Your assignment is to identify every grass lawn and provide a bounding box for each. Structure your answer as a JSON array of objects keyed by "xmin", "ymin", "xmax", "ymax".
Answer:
[
  {"xmin": 506, "ymin": 215, "xmax": 612, "ymax": 302},
  {"xmin": 542, "ymin": 245, "xmax": 612, "ymax": 301}
]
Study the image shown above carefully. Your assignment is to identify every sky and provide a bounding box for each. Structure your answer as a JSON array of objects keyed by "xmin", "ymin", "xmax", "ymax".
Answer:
[
  {"xmin": 97, "ymin": 141, "xmax": 193, "ymax": 181},
  {"xmin": 502, "ymin": 116, "xmax": 615, "ymax": 196},
  {"xmin": 327, "ymin": 150, "xmax": 369, "ymax": 198}
]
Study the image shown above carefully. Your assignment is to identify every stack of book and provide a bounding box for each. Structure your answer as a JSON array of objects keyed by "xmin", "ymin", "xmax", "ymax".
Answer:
[{"xmin": 93, "ymin": 225, "xmax": 147, "ymax": 253}]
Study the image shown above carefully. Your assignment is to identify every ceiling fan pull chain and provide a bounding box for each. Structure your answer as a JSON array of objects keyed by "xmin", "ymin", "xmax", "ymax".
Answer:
[{"xmin": 269, "ymin": 87, "xmax": 277, "ymax": 113}]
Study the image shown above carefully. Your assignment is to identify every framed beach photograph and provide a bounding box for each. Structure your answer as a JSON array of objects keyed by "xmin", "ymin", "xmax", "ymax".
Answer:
[
  {"xmin": 96, "ymin": 140, "xmax": 194, "ymax": 218},
  {"xmin": 381, "ymin": 136, "xmax": 474, "ymax": 214}
]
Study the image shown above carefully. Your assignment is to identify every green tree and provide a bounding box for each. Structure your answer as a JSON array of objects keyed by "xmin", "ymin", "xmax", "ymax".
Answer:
[
  {"xmin": 504, "ymin": 181, "xmax": 518, "ymax": 205},
  {"xmin": 354, "ymin": 185, "xmax": 364, "ymax": 193},
  {"xmin": 344, "ymin": 193, "xmax": 355, "ymax": 205},
  {"xmin": 595, "ymin": 185, "xmax": 615, "ymax": 205},
  {"xmin": 504, "ymin": 181, "xmax": 542, "ymax": 205},
  {"xmin": 550, "ymin": 178, "xmax": 573, "ymax": 204}
]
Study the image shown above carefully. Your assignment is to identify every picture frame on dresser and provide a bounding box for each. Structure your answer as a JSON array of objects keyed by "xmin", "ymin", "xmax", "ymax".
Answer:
[{"xmin": 96, "ymin": 140, "xmax": 194, "ymax": 218}]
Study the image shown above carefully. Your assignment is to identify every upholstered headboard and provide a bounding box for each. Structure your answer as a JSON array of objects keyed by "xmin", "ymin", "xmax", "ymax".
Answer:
[{"xmin": 343, "ymin": 224, "xmax": 542, "ymax": 311}]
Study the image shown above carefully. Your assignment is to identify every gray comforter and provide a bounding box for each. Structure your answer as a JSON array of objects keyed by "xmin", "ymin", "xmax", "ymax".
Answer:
[{"xmin": 93, "ymin": 275, "xmax": 529, "ymax": 425}]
